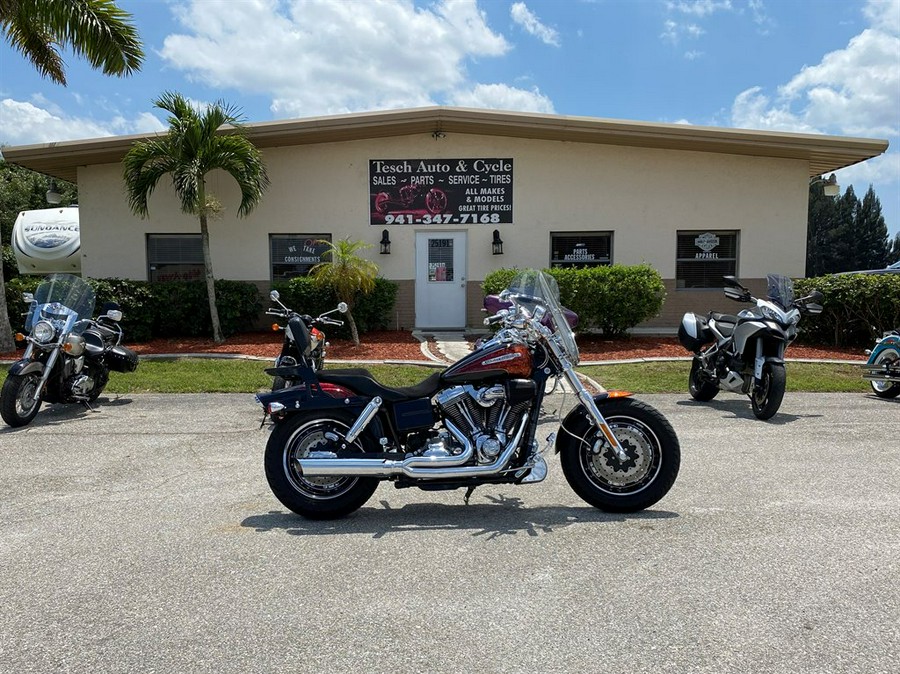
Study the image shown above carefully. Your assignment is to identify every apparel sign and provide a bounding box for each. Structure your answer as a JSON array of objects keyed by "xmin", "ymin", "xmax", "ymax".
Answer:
[
  {"xmin": 369, "ymin": 158, "xmax": 513, "ymax": 226},
  {"xmin": 694, "ymin": 232, "xmax": 720, "ymax": 259}
]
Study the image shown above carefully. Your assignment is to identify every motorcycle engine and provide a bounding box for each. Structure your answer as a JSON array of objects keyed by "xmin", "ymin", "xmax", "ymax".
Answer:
[{"xmin": 435, "ymin": 381, "xmax": 534, "ymax": 464}]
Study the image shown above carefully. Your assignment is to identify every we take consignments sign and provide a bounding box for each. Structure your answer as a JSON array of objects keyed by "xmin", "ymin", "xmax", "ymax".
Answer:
[{"xmin": 369, "ymin": 158, "xmax": 513, "ymax": 226}]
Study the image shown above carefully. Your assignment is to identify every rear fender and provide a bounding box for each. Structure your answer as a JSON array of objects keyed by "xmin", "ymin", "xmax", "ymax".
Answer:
[
  {"xmin": 868, "ymin": 335, "xmax": 900, "ymax": 364},
  {"xmin": 554, "ymin": 391, "xmax": 633, "ymax": 454}
]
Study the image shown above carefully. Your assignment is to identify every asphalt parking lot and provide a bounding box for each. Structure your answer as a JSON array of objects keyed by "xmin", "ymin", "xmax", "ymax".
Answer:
[{"xmin": 1, "ymin": 391, "xmax": 898, "ymax": 674}]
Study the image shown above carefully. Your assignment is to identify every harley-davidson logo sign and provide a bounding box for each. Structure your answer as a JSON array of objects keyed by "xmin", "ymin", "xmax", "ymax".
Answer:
[{"xmin": 695, "ymin": 232, "xmax": 720, "ymax": 252}]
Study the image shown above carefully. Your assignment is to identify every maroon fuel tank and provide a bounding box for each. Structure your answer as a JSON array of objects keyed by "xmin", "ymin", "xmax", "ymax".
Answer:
[{"xmin": 442, "ymin": 340, "xmax": 533, "ymax": 384}]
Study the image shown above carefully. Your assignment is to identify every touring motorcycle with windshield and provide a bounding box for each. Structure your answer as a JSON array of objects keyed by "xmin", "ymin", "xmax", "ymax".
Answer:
[
  {"xmin": 265, "ymin": 289, "xmax": 346, "ymax": 390},
  {"xmin": 256, "ymin": 269, "xmax": 680, "ymax": 520},
  {"xmin": 678, "ymin": 274, "xmax": 823, "ymax": 420},
  {"xmin": 862, "ymin": 329, "xmax": 900, "ymax": 398},
  {"xmin": 1, "ymin": 273, "xmax": 138, "ymax": 427}
]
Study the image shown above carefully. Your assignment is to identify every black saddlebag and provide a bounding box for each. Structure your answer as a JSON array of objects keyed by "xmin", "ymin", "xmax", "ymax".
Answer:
[{"xmin": 107, "ymin": 345, "xmax": 139, "ymax": 372}]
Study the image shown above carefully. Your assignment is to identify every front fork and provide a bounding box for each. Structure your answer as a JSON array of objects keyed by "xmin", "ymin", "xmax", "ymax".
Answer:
[
  {"xmin": 23, "ymin": 344, "xmax": 61, "ymax": 403},
  {"xmin": 560, "ymin": 358, "xmax": 629, "ymax": 462}
]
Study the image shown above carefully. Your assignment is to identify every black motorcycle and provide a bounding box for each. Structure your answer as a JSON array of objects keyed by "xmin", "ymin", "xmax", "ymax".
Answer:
[
  {"xmin": 266, "ymin": 289, "xmax": 346, "ymax": 390},
  {"xmin": 256, "ymin": 269, "xmax": 680, "ymax": 520},
  {"xmin": 678, "ymin": 274, "xmax": 823, "ymax": 420},
  {"xmin": 1, "ymin": 273, "xmax": 138, "ymax": 427}
]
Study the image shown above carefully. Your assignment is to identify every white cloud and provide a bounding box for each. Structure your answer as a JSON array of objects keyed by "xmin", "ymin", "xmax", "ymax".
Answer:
[
  {"xmin": 0, "ymin": 98, "xmax": 165, "ymax": 146},
  {"xmin": 448, "ymin": 83, "xmax": 555, "ymax": 113},
  {"xmin": 510, "ymin": 2, "xmax": 561, "ymax": 47},
  {"xmin": 730, "ymin": 1, "xmax": 900, "ymax": 138},
  {"xmin": 665, "ymin": 1, "xmax": 733, "ymax": 18},
  {"xmin": 160, "ymin": 0, "xmax": 514, "ymax": 118}
]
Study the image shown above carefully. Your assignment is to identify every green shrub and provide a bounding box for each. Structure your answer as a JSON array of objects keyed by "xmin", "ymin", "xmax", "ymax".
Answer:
[
  {"xmin": 794, "ymin": 273, "xmax": 900, "ymax": 347},
  {"xmin": 277, "ymin": 276, "xmax": 398, "ymax": 339},
  {"xmin": 482, "ymin": 264, "xmax": 665, "ymax": 337}
]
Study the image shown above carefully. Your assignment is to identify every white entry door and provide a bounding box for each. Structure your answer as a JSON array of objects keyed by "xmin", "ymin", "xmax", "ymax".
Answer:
[{"xmin": 415, "ymin": 231, "xmax": 467, "ymax": 328}]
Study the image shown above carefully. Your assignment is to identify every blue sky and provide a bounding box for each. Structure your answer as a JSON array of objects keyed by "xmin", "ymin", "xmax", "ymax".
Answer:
[{"xmin": 1, "ymin": 0, "xmax": 898, "ymax": 237}]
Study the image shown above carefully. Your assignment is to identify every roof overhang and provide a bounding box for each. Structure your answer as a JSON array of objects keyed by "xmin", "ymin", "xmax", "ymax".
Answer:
[{"xmin": 1, "ymin": 106, "xmax": 888, "ymax": 184}]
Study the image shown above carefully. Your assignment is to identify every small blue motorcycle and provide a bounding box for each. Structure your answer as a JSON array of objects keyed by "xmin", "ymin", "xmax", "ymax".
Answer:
[{"xmin": 862, "ymin": 329, "xmax": 900, "ymax": 398}]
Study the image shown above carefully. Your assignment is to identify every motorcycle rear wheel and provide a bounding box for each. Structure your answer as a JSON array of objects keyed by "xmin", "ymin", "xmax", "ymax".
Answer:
[
  {"xmin": 559, "ymin": 398, "xmax": 680, "ymax": 513},
  {"xmin": 750, "ymin": 362, "xmax": 786, "ymax": 420},
  {"xmin": 870, "ymin": 348, "xmax": 900, "ymax": 399},
  {"xmin": 264, "ymin": 411, "xmax": 379, "ymax": 519},
  {"xmin": 688, "ymin": 357, "xmax": 719, "ymax": 402},
  {"xmin": 1, "ymin": 372, "xmax": 43, "ymax": 427}
]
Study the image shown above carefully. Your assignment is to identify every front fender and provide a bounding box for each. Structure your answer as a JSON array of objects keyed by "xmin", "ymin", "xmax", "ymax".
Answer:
[
  {"xmin": 7, "ymin": 360, "xmax": 44, "ymax": 376},
  {"xmin": 554, "ymin": 391, "xmax": 632, "ymax": 454}
]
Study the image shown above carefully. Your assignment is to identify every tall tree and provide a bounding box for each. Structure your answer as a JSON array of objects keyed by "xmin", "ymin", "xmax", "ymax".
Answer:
[
  {"xmin": 888, "ymin": 233, "xmax": 900, "ymax": 265},
  {"xmin": 308, "ymin": 238, "xmax": 379, "ymax": 347},
  {"xmin": 123, "ymin": 92, "xmax": 269, "ymax": 343},
  {"xmin": 852, "ymin": 186, "xmax": 889, "ymax": 270},
  {"xmin": 0, "ymin": 0, "xmax": 140, "ymax": 354},
  {"xmin": 807, "ymin": 178, "xmax": 840, "ymax": 277},
  {"xmin": 0, "ymin": 0, "xmax": 143, "ymax": 85}
]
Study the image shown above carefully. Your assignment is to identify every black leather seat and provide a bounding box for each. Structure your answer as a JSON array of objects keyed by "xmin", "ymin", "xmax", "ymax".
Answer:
[
  {"xmin": 319, "ymin": 368, "xmax": 445, "ymax": 403},
  {"xmin": 710, "ymin": 313, "xmax": 737, "ymax": 338}
]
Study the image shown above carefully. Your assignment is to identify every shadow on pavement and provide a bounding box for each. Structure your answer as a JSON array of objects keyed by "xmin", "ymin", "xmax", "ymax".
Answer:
[{"xmin": 242, "ymin": 495, "xmax": 679, "ymax": 540}]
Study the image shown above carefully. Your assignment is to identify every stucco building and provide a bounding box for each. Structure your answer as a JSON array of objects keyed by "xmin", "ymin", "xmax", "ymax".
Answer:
[{"xmin": 3, "ymin": 107, "xmax": 888, "ymax": 331}]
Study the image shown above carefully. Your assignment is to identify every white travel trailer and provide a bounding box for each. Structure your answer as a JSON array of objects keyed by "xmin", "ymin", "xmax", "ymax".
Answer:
[{"xmin": 12, "ymin": 206, "xmax": 81, "ymax": 274}]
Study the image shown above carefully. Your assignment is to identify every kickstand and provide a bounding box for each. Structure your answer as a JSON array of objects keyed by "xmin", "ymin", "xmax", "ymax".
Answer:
[{"xmin": 464, "ymin": 485, "xmax": 476, "ymax": 505}]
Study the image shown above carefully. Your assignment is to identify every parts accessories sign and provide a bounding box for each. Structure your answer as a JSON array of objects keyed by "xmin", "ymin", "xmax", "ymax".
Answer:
[{"xmin": 369, "ymin": 158, "xmax": 513, "ymax": 226}]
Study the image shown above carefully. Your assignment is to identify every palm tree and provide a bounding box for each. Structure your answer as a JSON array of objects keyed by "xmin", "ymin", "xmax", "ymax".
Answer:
[
  {"xmin": 123, "ymin": 91, "xmax": 269, "ymax": 343},
  {"xmin": 0, "ymin": 0, "xmax": 143, "ymax": 86},
  {"xmin": 309, "ymin": 238, "xmax": 379, "ymax": 347},
  {"xmin": 0, "ymin": 0, "xmax": 142, "ymax": 353}
]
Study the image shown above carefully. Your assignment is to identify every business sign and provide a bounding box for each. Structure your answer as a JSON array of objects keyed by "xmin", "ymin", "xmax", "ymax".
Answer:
[
  {"xmin": 369, "ymin": 158, "xmax": 513, "ymax": 225},
  {"xmin": 694, "ymin": 232, "xmax": 721, "ymax": 259}
]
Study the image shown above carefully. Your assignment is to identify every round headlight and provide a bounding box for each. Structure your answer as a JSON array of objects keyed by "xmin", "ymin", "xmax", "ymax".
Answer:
[{"xmin": 32, "ymin": 320, "xmax": 56, "ymax": 343}]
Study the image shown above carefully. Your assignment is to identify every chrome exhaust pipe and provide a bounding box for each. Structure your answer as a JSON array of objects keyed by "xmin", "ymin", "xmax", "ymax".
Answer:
[{"xmin": 297, "ymin": 415, "xmax": 529, "ymax": 480}]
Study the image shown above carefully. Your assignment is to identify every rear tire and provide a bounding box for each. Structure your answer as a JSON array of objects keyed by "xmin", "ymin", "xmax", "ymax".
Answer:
[
  {"xmin": 1, "ymin": 372, "xmax": 43, "ymax": 427},
  {"xmin": 688, "ymin": 357, "xmax": 719, "ymax": 402},
  {"xmin": 559, "ymin": 398, "xmax": 680, "ymax": 513},
  {"xmin": 751, "ymin": 363, "xmax": 786, "ymax": 420},
  {"xmin": 264, "ymin": 411, "xmax": 379, "ymax": 519},
  {"xmin": 869, "ymin": 348, "xmax": 900, "ymax": 399}
]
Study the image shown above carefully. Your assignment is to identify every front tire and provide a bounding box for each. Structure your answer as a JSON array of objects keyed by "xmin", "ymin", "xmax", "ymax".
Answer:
[
  {"xmin": 1, "ymin": 372, "xmax": 44, "ymax": 427},
  {"xmin": 264, "ymin": 411, "xmax": 379, "ymax": 519},
  {"xmin": 559, "ymin": 398, "xmax": 680, "ymax": 513},
  {"xmin": 688, "ymin": 357, "xmax": 719, "ymax": 402},
  {"xmin": 869, "ymin": 348, "xmax": 900, "ymax": 399},
  {"xmin": 750, "ymin": 362, "xmax": 786, "ymax": 420}
]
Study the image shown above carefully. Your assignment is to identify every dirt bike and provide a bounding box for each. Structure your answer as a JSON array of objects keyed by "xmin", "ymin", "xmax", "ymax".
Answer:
[
  {"xmin": 678, "ymin": 274, "xmax": 823, "ymax": 420},
  {"xmin": 1, "ymin": 273, "xmax": 138, "ymax": 427},
  {"xmin": 374, "ymin": 182, "xmax": 448, "ymax": 215},
  {"xmin": 862, "ymin": 329, "xmax": 900, "ymax": 398},
  {"xmin": 256, "ymin": 269, "xmax": 680, "ymax": 520},
  {"xmin": 266, "ymin": 289, "xmax": 346, "ymax": 390}
]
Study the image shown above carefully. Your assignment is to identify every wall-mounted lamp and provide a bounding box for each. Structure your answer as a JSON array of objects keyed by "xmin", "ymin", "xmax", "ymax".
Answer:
[
  {"xmin": 46, "ymin": 179, "xmax": 62, "ymax": 204},
  {"xmin": 492, "ymin": 229, "xmax": 504, "ymax": 255},
  {"xmin": 811, "ymin": 174, "xmax": 840, "ymax": 197},
  {"xmin": 379, "ymin": 229, "xmax": 391, "ymax": 254},
  {"xmin": 431, "ymin": 130, "xmax": 446, "ymax": 140}
]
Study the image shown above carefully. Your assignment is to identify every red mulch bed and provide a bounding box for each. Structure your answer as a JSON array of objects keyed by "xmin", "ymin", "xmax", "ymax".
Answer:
[{"xmin": 1, "ymin": 331, "xmax": 866, "ymax": 363}]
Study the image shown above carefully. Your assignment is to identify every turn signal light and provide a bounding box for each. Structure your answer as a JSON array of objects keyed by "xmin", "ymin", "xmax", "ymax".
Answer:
[
  {"xmin": 15, "ymin": 333, "xmax": 25, "ymax": 341},
  {"xmin": 272, "ymin": 323, "xmax": 281, "ymax": 331}
]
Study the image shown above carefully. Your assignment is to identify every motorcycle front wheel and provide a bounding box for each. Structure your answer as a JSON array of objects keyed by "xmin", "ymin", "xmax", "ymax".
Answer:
[
  {"xmin": 559, "ymin": 398, "xmax": 680, "ymax": 513},
  {"xmin": 1, "ymin": 372, "xmax": 44, "ymax": 427},
  {"xmin": 424, "ymin": 188, "xmax": 448, "ymax": 214},
  {"xmin": 750, "ymin": 362, "xmax": 786, "ymax": 420},
  {"xmin": 264, "ymin": 411, "xmax": 379, "ymax": 519},
  {"xmin": 869, "ymin": 348, "xmax": 900, "ymax": 398}
]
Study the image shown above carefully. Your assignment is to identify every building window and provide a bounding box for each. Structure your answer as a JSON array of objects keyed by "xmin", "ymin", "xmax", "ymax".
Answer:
[
  {"xmin": 270, "ymin": 234, "xmax": 332, "ymax": 280},
  {"xmin": 550, "ymin": 232, "xmax": 612, "ymax": 268},
  {"xmin": 147, "ymin": 234, "xmax": 204, "ymax": 282},
  {"xmin": 676, "ymin": 230, "xmax": 739, "ymax": 289}
]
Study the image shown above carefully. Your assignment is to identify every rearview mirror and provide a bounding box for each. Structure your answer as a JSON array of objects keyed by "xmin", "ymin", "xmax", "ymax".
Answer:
[
  {"xmin": 269, "ymin": 290, "xmax": 280, "ymax": 301},
  {"xmin": 337, "ymin": 302, "xmax": 348, "ymax": 313}
]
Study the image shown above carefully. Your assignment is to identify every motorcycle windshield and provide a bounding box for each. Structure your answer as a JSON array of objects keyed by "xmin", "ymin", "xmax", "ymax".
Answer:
[
  {"xmin": 506, "ymin": 269, "xmax": 580, "ymax": 365},
  {"xmin": 26, "ymin": 274, "xmax": 96, "ymax": 333},
  {"xmin": 766, "ymin": 274, "xmax": 795, "ymax": 310}
]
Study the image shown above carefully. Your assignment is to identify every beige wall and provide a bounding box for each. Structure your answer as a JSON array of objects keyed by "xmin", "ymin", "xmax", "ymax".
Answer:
[{"xmin": 78, "ymin": 132, "xmax": 810, "ymax": 329}]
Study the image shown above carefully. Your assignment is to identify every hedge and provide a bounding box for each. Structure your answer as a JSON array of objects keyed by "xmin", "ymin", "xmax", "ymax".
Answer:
[
  {"xmin": 4, "ymin": 277, "xmax": 262, "ymax": 342},
  {"xmin": 483, "ymin": 265, "xmax": 666, "ymax": 338},
  {"xmin": 794, "ymin": 273, "xmax": 900, "ymax": 347}
]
